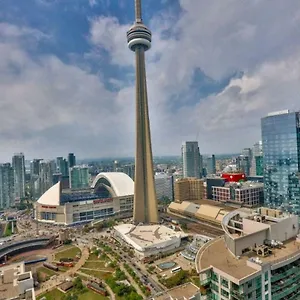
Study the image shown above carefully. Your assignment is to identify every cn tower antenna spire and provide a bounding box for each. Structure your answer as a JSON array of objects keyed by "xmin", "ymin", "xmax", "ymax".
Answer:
[
  {"xmin": 127, "ymin": 0, "xmax": 159, "ymax": 224},
  {"xmin": 135, "ymin": 0, "xmax": 142, "ymax": 22}
]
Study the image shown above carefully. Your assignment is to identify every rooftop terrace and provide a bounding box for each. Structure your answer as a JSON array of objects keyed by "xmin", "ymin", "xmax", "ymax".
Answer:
[{"xmin": 197, "ymin": 236, "xmax": 300, "ymax": 280}]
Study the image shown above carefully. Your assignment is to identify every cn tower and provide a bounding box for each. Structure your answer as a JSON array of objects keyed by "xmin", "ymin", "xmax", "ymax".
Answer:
[{"xmin": 127, "ymin": 0, "xmax": 159, "ymax": 224}]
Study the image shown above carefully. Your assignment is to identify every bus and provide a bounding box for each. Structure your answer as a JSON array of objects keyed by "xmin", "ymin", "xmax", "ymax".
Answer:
[{"xmin": 171, "ymin": 266, "xmax": 182, "ymax": 273}]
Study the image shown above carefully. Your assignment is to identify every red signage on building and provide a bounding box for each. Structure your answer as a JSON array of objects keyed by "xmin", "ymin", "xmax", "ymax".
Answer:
[
  {"xmin": 93, "ymin": 198, "xmax": 113, "ymax": 205},
  {"xmin": 41, "ymin": 206, "xmax": 57, "ymax": 209},
  {"xmin": 221, "ymin": 173, "xmax": 246, "ymax": 182}
]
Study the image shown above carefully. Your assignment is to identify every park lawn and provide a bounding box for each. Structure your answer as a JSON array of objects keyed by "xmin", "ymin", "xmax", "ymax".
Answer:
[
  {"xmin": 82, "ymin": 261, "xmax": 110, "ymax": 269},
  {"xmin": 37, "ymin": 288, "xmax": 64, "ymax": 300},
  {"xmin": 58, "ymin": 266, "xmax": 69, "ymax": 272},
  {"xmin": 79, "ymin": 269, "xmax": 112, "ymax": 280},
  {"xmin": 79, "ymin": 290, "xmax": 108, "ymax": 300},
  {"xmin": 37, "ymin": 266, "xmax": 57, "ymax": 277},
  {"xmin": 4, "ymin": 222, "xmax": 13, "ymax": 236},
  {"xmin": 88, "ymin": 252, "xmax": 100, "ymax": 260},
  {"xmin": 55, "ymin": 246, "xmax": 81, "ymax": 261},
  {"xmin": 191, "ymin": 276, "xmax": 201, "ymax": 287}
]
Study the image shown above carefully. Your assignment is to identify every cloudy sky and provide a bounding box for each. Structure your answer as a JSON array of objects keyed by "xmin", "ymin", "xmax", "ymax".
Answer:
[{"xmin": 1, "ymin": 0, "xmax": 300, "ymax": 161}]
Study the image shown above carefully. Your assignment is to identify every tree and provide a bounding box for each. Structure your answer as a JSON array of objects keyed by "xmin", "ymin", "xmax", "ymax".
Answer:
[
  {"xmin": 73, "ymin": 277, "xmax": 84, "ymax": 291},
  {"xmin": 63, "ymin": 294, "xmax": 78, "ymax": 300}
]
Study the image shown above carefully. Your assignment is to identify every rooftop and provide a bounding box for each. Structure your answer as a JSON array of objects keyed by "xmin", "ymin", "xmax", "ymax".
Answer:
[
  {"xmin": 153, "ymin": 282, "xmax": 200, "ymax": 300},
  {"xmin": 114, "ymin": 224, "xmax": 184, "ymax": 250},
  {"xmin": 197, "ymin": 236, "xmax": 300, "ymax": 280},
  {"xmin": 0, "ymin": 262, "xmax": 34, "ymax": 300},
  {"xmin": 222, "ymin": 181, "xmax": 264, "ymax": 189}
]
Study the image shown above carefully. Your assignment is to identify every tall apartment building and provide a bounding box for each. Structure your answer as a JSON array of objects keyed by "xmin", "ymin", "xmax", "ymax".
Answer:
[
  {"xmin": 68, "ymin": 153, "xmax": 76, "ymax": 168},
  {"xmin": 69, "ymin": 165, "xmax": 89, "ymax": 189},
  {"xmin": 212, "ymin": 181, "xmax": 264, "ymax": 207},
  {"xmin": 174, "ymin": 177, "xmax": 204, "ymax": 203},
  {"xmin": 251, "ymin": 141, "xmax": 263, "ymax": 176},
  {"xmin": 0, "ymin": 163, "xmax": 14, "ymax": 208},
  {"xmin": 155, "ymin": 173, "xmax": 174, "ymax": 201},
  {"xmin": 197, "ymin": 208, "xmax": 300, "ymax": 300},
  {"xmin": 182, "ymin": 141, "xmax": 202, "ymax": 178},
  {"xmin": 39, "ymin": 160, "xmax": 53, "ymax": 195},
  {"xmin": 57, "ymin": 157, "xmax": 68, "ymax": 176},
  {"xmin": 262, "ymin": 110, "xmax": 300, "ymax": 214},
  {"xmin": 12, "ymin": 153, "xmax": 25, "ymax": 200},
  {"xmin": 30, "ymin": 159, "xmax": 42, "ymax": 200},
  {"xmin": 236, "ymin": 155, "xmax": 251, "ymax": 176},
  {"xmin": 205, "ymin": 155, "xmax": 216, "ymax": 176}
]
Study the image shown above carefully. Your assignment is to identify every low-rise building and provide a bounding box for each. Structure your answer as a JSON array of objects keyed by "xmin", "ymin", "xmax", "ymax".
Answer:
[
  {"xmin": 0, "ymin": 262, "xmax": 35, "ymax": 300},
  {"xmin": 212, "ymin": 181, "xmax": 264, "ymax": 207},
  {"xmin": 175, "ymin": 178, "xmax": 205, "ymax": 203},
  {"xmin": 114, "ymin": 224, "xmax": 187, "ymax": 259},
  {"xmin": 196, "ymin": 208, "xmax": 300, "ymax": 300},
  {"xmin": 168, "ymin": 201, "xmax": 232, "ymax": 225}
]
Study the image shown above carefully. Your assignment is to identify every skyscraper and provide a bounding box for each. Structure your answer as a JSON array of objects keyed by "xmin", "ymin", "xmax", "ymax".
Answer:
[
  {"xmin": 236, "ymin": 155, "xmax": 251, "ymax": 176},
  {"xmin": 39, "ymin": 160, "xmax": 53, "ymax": 195},
  {"xmin": 30, "ymin": 159, "xmax": 42, "ymax": 200},
  {"xmin": 155, "ymin": 173, "xmax": 174, "ymax": 201},
  {"xmin": 69, "ymin": 166, "xmax": 89, "ymax": 189},
  {"xmin": 57, "ymin": 157, "xmax": 68, "ymax": 176},
  {"xmin": 12, "ymin": 153, "xmax": 25, "ymax": 200},
  {"xmin": 127, "ymin": 0, "xmax": 158, "ymax": 223},
  {"xmin": 262, "ymin": 110, "xmax": 300, "ymax": 213},
  {"xmin": 68, "ymin": 153, "xmax": 76, "ymax": 169},
  {"xmin": 251, "ymin": 141, "xmax": 263, "ymax": 176},
  {"xmin": 182, "ymin": 141, "xmax": 201, "ymax": 178},
  {"xmin": 0, "ymin": 163, "xmax": 14, "ymax": 208},
  {"xmin": 206, "ymin": 154, "xmax": 216, "ymax": 175}
]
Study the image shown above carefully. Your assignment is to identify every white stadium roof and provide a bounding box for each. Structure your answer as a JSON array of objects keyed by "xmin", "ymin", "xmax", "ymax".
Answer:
[
  {"xmin": 91, "ymin": 172, "xmax": 134, "ymax": 197},
  {"xmin": 37, "ymin": 182, "xmax": 61, "ymax": 206}
]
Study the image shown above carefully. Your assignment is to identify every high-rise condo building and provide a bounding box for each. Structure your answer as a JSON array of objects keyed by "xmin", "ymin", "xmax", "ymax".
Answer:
[
  {"xmin": 197, "ymin": 208, "xmax": 300, "ymax": 300},
  {"xmin": 206, "ymin": 155, "xmax": 216, "ymax": 175},
  {"xmin": 0, "ymin": 163, "xmax": 14, "ymax": 208},
  {"xmin": 127, "ymin": 0, "xmax": 159, "ymax": 223},
  {"xmin": 69, "ymin": 165, "xmax": 89, "ymax": 189},
  {"xmin": 261, "ymin": 110, "xmax": 300, "ymax": 213},
  {"xmin": 57, "ymin": 157, "xmax": 69, "ymax": 176},
  {"xmin": 39, "ymin": 160, "xmax": 53, "ymax": 195},
  {"xmin": 251, "ymin": 141, "xmax": 263, "ymax": 176},
  {"xmin": 236, "ymin": 155, "xmax": 251, "ymax": 176},
  {"xmin": 30, "ymin": 159, "xmax": 42, "ymax": 200},
  {"xmin": 182, "ymin": 141, "xmax": 202, "ymax": 178},
  {"xmin": 68, "ymin": 153, "xmax": 76, "ymax": 169},
  {"xmin": 12, "ymin": 153, "xmax": 25, "ymax": 200},
  {"xmin": 155, "ymin": 173, "xmax": 174, "ymax": 201}
]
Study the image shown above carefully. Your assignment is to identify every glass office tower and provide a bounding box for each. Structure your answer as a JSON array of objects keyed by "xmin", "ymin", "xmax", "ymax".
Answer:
[
  {"xmin": 261, "ymin": 110, "xmax": 300, "ymax": 213},
  {"xmin": 182, "ymin": 141, "xmax": 202, "ymax": 178}
]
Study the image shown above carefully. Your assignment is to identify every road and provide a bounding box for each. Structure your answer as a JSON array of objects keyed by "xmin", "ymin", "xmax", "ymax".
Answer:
[{"xmin": 102, "ymin": 238, "xmax": 165, "ymax": 295}]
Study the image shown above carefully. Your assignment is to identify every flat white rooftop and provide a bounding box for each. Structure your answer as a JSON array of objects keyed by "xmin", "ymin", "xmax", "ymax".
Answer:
[{"xmin": 114, "ymin": 224, "xmax": 185, "ymax": 251}]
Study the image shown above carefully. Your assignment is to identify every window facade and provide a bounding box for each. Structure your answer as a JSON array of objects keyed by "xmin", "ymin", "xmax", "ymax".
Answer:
[{"xmin": 261, "ymin": 112, "xmax": 300, "ymax": 213}]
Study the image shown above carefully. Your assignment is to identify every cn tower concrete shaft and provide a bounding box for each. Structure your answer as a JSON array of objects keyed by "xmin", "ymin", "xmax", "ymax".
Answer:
[{"xmin": 127, "ymin": 0, "xmax": 159, "ymax": 224}]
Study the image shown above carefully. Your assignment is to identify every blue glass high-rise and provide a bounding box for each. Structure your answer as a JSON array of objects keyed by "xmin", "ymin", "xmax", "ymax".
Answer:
[{"xmin": 261, "ymin": 110, "xmax": 300, "ymax": 213}]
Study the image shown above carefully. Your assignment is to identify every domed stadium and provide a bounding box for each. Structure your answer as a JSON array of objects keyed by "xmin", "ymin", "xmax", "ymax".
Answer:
[{"xmin": 35, "ymin": 172, "xmax": 134, "ymax": 226}]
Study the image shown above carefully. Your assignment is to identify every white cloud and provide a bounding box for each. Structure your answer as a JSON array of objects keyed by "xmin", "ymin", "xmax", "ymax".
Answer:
[
  {"xmin": 2, "ymin": 0, "xmax": 300, "ymax": 161},
  {"xmin": 89, "ymin": 0, "xmax": 300, "ymax": 155}
]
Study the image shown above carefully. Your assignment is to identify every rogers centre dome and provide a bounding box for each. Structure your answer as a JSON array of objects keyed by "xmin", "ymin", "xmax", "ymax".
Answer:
[{"xmin": 35, "ymin": 172, "xmax": 134, "ymax": 226}]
